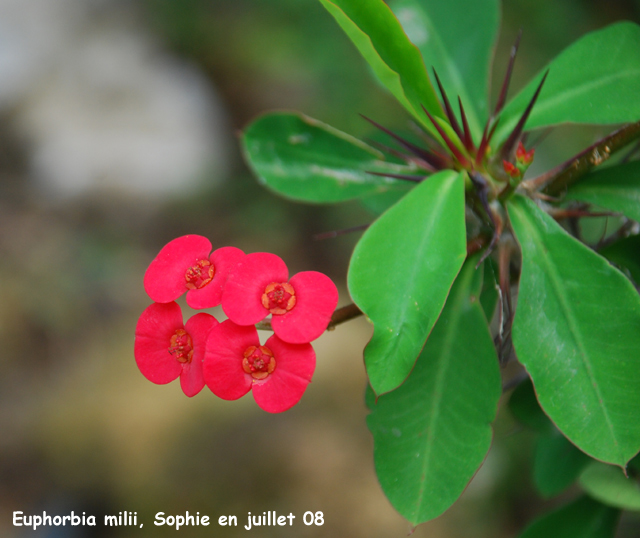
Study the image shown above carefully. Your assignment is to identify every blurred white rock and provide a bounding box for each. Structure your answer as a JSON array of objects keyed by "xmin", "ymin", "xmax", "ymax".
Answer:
[{"xmin": 0, "ymin": 0, "xmax": 230, "ymax": 199}]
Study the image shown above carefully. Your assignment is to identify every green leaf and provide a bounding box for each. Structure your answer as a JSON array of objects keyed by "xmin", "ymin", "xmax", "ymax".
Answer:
[
  {"xmin": 348, "ymin": 170, "xmax": 466, "ymax": 395},
  {"xmin": 317, "ymin": 0, "xmax": 444, "ymax": 132},
  {"xmin": 534, "ymin": 431, "xmax": 591, "ymax": 498},
  {"xmin": 580, "ymin": 461, "xmax": 640, "ymax": 511},
  {"xmin": 367, "ymin": 258, "xmax": 501, "ymax": 525},
  {"xmin": 496, "ymin": 22, "xmax": 640, "ymax": 144},
  {"xmin": 508, "ymin": 195, "xmax": 640, "ymax": 467},
  {"xmin": 241, "ymin": 112, "xmax": 418, "ymax": 203},
  {"xmin": 518, "ymin": 496, "xmax": 620, "ymax": 538},
  {"xmin": 565, "ymin": 161, "xmax": 640, "ymax": 222},
  {"xmin": 600, "ymin": 235, "xmax": 640, "ymax": 285},
  {"xmin": 389, "ymin": 0, "xmax": 499, "ymax": 137},
  {"xmin": 508, "ymin": 378, "xmax": 555, "ymax": 435}
]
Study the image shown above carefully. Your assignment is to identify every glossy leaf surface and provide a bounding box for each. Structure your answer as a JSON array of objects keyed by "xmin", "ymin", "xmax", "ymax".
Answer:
[
  {"xmin": 496, "ymin": 22, "xmax": 640, "ymax": 143},
  {"xmin": 580, "ymin": 462, "xmax": 640, "ymax": 511},
  {"xmin": 242, "ymin": 112, "xmax": 416, "ymax": 203},
  {"xmin": 348, "ymin": 170, "xmax": 466, "ymax": 395},
  {"xmin": 367, "ymin": 259, "xmax": 501, "ymax": 525},
  {"xmin": 534, "ymin": 431, "xmax": 591, "ymax": 498},
  {"xmin": 519, "ymin": 496, "xmax": 620, "ymax": 538},
  {"xmin": 508, "ymin": 195, "xmax": 640, "ymax": 466},
  {"xmin": 389, "ymin": 0, "xmax": 499, "ymax": 136},
  {"xmin": 565, "ymin": 161, "xmax": 640, "ymax": 222},
  {"xmin": 318, "ymin": 0, "xmax": 443, "ymax": 132}
]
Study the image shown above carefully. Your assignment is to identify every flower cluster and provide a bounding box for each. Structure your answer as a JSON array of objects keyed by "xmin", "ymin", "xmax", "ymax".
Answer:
[
  {"xmin": 134, "ymin": 235, "xmax": 339, "ymax": 412},
  {"xmin": 502, "ymin": 141, "xmax": 535, "ymax": 180}
]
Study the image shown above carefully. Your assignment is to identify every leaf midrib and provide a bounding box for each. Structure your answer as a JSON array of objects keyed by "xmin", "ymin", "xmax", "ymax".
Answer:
[{"xmin": 518, "ymin": 203, "xmax": 621, "ymax": 461}]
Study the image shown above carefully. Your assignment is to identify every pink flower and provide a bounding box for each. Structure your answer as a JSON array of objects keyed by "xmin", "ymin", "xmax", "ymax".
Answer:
[
  {"xmin": 144, "ymin": 235, "xmax": 245, "ymax": 309},
  {"xmin": 221, "ymin": 252, "xmax": 338, "ymax": 344},
  {"xmin": 203, "ymin": 320, "xmax": 316, "ymax": 413},
  {"xmin": 134, "ymin": 302, "xmax": 218, "ymax": 397}
]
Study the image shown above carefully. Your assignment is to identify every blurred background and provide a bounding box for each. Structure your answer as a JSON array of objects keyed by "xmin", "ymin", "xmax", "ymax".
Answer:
[{"xmin": 2, "ymin": 0, "xmax": 640, "ymax": 536}]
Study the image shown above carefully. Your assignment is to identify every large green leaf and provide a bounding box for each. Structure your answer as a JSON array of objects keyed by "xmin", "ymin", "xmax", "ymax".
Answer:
[
  {"xmin": 389, "ymin": 0, "xmax": 499, "ymax": 137},
  {"xmin": 534, "ymin": 431, "xmax": 591, "ymax": 498},
  {"xmin": 565, "ymin": 161, "xmax": 640, "ymax": 222},
  {"xmin": 241, "ymin": 112, "xmax": 418, "ymax": 203},
  {"xmin": 600, "ymin": 235, "xmax": 640, "ymax": 285},
  {"xmin": 580, "ymin": 461, "xmax": 640, "ymax": 511},
  {"xmin": 348, "ymin": 170, "xmax": 466, "ymax": 395},
  {"xmin": 496, "ymin": 22, "xmax": 640, "ymax": 144},
  {"xmin": 518, "ymin": 496, "xmax": 620, "ymax": 538},
  {"xmin": 318, "ymin": 0, "xmax": 444, "ymax": 132},
  {"xmin": 508, "ymin": 195, "xmax": 640, "ymax": 467},
  {"xmin": 367, "ymin": 258, "xmax": 501, "ymax": 525}
]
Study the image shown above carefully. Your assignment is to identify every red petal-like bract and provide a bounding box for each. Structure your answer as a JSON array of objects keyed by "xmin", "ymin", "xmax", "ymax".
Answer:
[
  {"xmin": 222, "ymin": 252, "xmax": 289, "ymax": 325},
  {"xmin": 252, "ymin": 335, "xmax": 315, "ymax": 413},
  {"xmin": 144, "ymin": 236, "xmax": 245, "ymax": 309},
  {"xmin": 135, "ymin": 302, "xmax": 184, "ymax": 384},
  {"xmin": 203, "ymin": 320, "xmax": 255, "ymax": 400},
  {"xmin": 186, "ymin": 246, "xmax": 245, "ymax": 309},
  {"xmin": 271, "ymin": 271, "xmax": 338, "ymax": 344},
  {"xmin": 181, "ymin": 312, "xmax": 219, "ymax": 397},
  {"xmin": 203, "ymin": 320, "xmax": 315, "ymax": 413},
  {"xmin": 144, "ymin": 235, "xmax": 212, "ymax": 303},
  {"xmin": 134, "ymin": 302, "xmax": 218, "ymax": 397}
]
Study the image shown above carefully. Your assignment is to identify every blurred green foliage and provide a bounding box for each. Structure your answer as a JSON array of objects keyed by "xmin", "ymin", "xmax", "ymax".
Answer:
[{"xmin": 2, "ymin": 0, "xmax": 640, "ymax": 536}]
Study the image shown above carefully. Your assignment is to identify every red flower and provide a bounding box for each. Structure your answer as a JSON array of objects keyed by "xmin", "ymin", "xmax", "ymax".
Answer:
[
  {"xmin": 134, "ymin": 302, "xmax": 218, "ymax": 397},
  {"xmin": 221, "ymin": 252, "xmax": 338, "ymax": 344},
  {"xmin": 515, "ymin": 141, "xmax": 535, "ymax": 165},
  {"xmin": 203, "ymin": 320, "xmax": 315, "ymax": 413},
  {"xmin": 502, "ymin": 160, "xmax": 521, "ymax": 179},
  {"xmin": 144, "ymin": 235, "xmax": 245, "ymax": 309}
]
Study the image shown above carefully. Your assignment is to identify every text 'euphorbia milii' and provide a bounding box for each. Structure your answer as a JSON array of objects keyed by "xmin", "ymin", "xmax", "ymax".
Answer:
[
  {"xmin": 144, "ymin": 235, "xmax": 245, "ymax": 309},
  {"xmin": 222, "ymin": 252, "xmax": 338, "ymax": 344},
  {"xmin": 135, "ymin": 302, "xmax": 218, "ymax": 397},
  {"xmin": 203, "ymin": 320, "xmax": 316, "ymax": 413}
]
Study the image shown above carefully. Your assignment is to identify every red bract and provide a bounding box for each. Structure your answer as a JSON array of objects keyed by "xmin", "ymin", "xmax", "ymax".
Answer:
[
  {"xmin": 134, "ymin": 302, "xmax": 218, "ymax": 397},
  {"xmin": 203, "ymin": 319, "xmax": 315, "ymax": 413},
  {"xmin": 144, "ymin": 235, "xmax": 245, "ymax": 309},
  {"xmin": 221, "ymin": 252, "xmax": 338, "ymax": 344}
]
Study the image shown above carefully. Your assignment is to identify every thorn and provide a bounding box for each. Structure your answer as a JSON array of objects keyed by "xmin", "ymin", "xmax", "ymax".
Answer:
[
  {"xmin": 499, "ymin": 70, "xmax": 549, "ymax": 163},
  {"xmin": 313, "ymin": 224, "xmax": 370, "ymax": 241},
  {"xmin": 475, "ymin": 117, "xmax": 500, "ymax": 166},
  {"xmin": 365, "ymin": 170, "xmax": 425, "ymax": 182},
  {"xmin": 458, "ymin": 97, "xmax": 474, "ymax": 152},
  {"xmin": 421, "ymin": 106, "xmax": 472, "ymax": 168},
  {"xmin": 365, "ymin": 138, "xmax": 438, "ymax": 172},
  {"xmin": 360, "ymin": 114, "xmax": 448, "ymax": 170},
  {"xmin": 494, "ymin": 29, "xmax": 522, "ymax": 117},
  {"xmin": 432, "ymin": 68, "xmax": 463, "ymax": 139}
]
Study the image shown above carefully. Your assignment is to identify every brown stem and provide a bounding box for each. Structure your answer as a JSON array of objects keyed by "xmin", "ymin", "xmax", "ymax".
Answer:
[
  {"xmin": 255, "ymin": 303, "xmax": 364, "ymax": 332},
  {"xmin": 523, "ymin": 120, "xmax": 640, "ymax": 194},
  {"xmin": 255, "ymin": 235, "xmax": 496, "ymax": 334}
]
